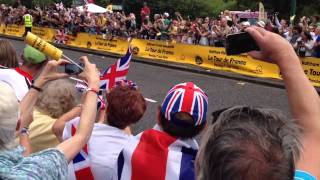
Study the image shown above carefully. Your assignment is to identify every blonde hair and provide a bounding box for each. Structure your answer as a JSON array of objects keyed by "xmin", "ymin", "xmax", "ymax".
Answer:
[
  {"xmin": 0, "ymin": 40, "xmax": 19, "ymax": 68},
  {"xmin": 0, "ymin": 82, "xmax": 19, "ymax": 151},
  {"xmin": 36, "ymin": 79, "xmax": 79, "ymax": 119}
]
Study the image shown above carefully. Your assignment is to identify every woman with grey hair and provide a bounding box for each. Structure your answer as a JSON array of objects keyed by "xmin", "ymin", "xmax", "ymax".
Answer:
[
  {"xmin": 28, "ymin": 79, "xmax": 80, "ymax": 153},
  {"xmin": 196, "ymin": 27, "xmax": 320, "ymax": 180},
  {"xmin": 0, "ymin": 57, "xmax": 100, "ymax": 179}
]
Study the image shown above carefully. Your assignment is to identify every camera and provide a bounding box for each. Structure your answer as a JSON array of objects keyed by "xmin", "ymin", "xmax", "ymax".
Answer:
[
  {"xmin": 225, "ymin": 32, "xmax": 260, "ymax": 55},
  {"xmin": 65, "ymin": 63, "xmax": 84, "ymax": 75}
]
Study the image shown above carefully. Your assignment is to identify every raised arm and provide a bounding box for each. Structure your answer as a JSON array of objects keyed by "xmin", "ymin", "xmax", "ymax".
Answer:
[
  {"xmin": 19, "ymin": 59, "xmax": 69, "ymax": 156},
  {"xmin": 56, "ymin": 57, "xmax": 100, "ymax": 163},
  {"xmin": 52, "ymin": 106, "xmax": 82, "ymax": 142},
  {"xmin": 247, "ymin": 27, "xmax": 320, "ymax": 179}
]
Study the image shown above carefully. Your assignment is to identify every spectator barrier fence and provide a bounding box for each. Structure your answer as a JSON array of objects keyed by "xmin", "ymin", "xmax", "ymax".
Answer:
[{"xmin": 1, "ymin": 24, "xmax": 320, "ymax": 87}]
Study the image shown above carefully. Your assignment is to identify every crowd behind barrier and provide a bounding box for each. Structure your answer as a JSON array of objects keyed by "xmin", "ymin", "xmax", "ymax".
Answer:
[
  {"xmin": 1, "ymin": 23, "xmax": 320, "ymax": 87},
  {"xmin": 0, "ymin": 26, "xmax": 320, "ymax": 180},
  {"xmin": 0, "ymin": 3, "xmax": 319, "ymax": 57}
]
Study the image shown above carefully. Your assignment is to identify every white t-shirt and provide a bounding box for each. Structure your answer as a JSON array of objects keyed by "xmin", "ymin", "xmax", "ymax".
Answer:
[
  {"xmin": 63, "ymin": 118, "xmax": 132, "ymax": 180},
  {"xmin": 0, "ymin": 68, "xmax": 31, "ymax": 101}
]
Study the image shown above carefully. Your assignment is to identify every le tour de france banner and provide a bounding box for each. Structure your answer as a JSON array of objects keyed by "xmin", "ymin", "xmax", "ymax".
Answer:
[{"xmin": 1, "ymin": 24, "xmax": 320, "ymax": 87}]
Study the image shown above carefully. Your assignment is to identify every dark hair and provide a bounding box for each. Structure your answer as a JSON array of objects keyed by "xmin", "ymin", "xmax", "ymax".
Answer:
[
  {"xmin": 107, "ymin": 86, "xmax": 146, "ymax": 129},
  {"xmin": 0, "ymin": 40, "xmax": 19, "ymax": 68},
  {"xmin": 302, "ymin": 30, "xmax": 312, "ymax": 41},
  {"xmin": 159, "ymin": 109, "xmax": 206, "ymax": 139},
  {"xmin": 197, "ymin": 106, "xmax": 301, "ymax": 180},
  {"xmin": 227, "ymin": 20, "xmax": 233, "ymax": 27},
  {"xmin": 293, "ymin": 26, "xmax": 303, "ymax": 34}
]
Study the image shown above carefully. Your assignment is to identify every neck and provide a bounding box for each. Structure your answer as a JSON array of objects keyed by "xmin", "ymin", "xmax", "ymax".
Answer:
[{"xmin": 19, "ymin": 66, "xmax": 36, "ymax": 77}]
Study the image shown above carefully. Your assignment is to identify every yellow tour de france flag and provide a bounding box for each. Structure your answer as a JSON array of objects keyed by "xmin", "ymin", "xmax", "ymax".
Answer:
[
  {"xmin": 258, "ymin": 2, "xmax": 265, "ymax": 21},
  {"xmin": 25, "ymin": 32, "xmax": 63, "ymax": 60}
]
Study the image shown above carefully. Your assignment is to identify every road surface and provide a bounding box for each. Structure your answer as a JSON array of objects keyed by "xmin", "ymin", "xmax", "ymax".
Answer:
[{"xmin": 4, "ymin": 37, "xmax": 290, "ymax": 135}]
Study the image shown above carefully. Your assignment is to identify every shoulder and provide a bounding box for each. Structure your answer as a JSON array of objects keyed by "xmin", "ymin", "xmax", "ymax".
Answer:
[
  {"xmin": 0, "ymin": 147, "xmax": 68, "ymax": 179},
  {"xmin": 20, "ymin": 148, "xmax": 68, "ymax": 179}
]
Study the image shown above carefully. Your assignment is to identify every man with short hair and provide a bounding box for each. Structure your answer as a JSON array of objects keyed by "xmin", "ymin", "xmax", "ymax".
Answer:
[
  {"xmin": 196, "ymin": 27, "xmax": 320, "ymax": 180},
  {"xmin": 0, "ymin": 45, "xmax": 47, "ymax": 101},
  {"xmin": 115, "ymin": 82, "xmax": 208, "ymax": 180}
]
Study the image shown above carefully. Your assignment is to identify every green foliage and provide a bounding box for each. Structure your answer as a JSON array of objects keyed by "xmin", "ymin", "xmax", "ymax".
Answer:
[
  {"xmin": 0, "ymin": 0, "xmax": 318, "ymax": 21},
  {"xmin": 123, "ymin": 0, "xmax": 237, "ymax": 20}
]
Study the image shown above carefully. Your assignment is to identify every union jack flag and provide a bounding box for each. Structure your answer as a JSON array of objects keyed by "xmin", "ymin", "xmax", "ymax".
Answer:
[
  {"xmin": 69, "ymin": 119, "xmax": 94, "ymax": 180},
  {"xmin": 100, "ymin": 46, "xmax": 132, "ymax": 90},
  {"xmin": 75, "ymin": 80, "xmax": 106, "ymax": 110},
  {"xmin": 54, "ymin": 29, "xmax": 69, "ymax": 44},
  {"xmin": 116, "ymin": 125, "xmax": 199, "ymax": 180}
]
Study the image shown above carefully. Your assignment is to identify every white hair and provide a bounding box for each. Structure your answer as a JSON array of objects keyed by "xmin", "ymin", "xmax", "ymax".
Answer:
[{"xmin": 0, "ymin": 81, "xmax": 19, "ymax": 151}]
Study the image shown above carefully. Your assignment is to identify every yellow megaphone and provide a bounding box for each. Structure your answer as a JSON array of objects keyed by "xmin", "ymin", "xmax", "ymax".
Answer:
[
  {"xmin": 25, "ymin": 32, "xmax": 83, "ymax": 70},
  {"xmin": 25, "ymin": 32, "xmax": 63, "ymax": 60}
]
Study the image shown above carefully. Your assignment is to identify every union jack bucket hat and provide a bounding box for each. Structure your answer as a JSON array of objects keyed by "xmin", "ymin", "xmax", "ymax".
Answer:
[{"xmin": 161, "ymin": 82, "xmax": 208, "ymax": 126}]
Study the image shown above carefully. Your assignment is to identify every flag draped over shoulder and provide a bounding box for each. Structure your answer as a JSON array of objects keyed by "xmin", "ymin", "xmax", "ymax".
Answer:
[
  {"xmin": 63, "ymin": 118, "xmax": 94, "ymax": 180},
  {"xmin": 100, "ymin": 46, "xmax": 133, "ymax": 91},
  {"xmin": 116, "ymin": 125, "xmax": 199, "ymax": 180}
]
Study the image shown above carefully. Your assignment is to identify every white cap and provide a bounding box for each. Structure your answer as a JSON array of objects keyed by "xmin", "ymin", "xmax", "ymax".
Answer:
[
  {"xmin": 242, "ymin": 21, "xmax": 250, "ymax": 27},
  {"xmin": 164, "ymin": 12, "xmax": 169, "ymax": 17}
]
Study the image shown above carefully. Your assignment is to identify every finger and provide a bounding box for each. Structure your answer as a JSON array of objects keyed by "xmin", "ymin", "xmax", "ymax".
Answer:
[
  {"xmin": 56, "ymin": 73, "xmax": 70, "ymax": 79},
  {"xmin": 245, "ymin": 27, "xmax": 265, "ymax": 45},
  {"xmin": 79, "ymin": 56, "xmax": 89, "ymax": 64},
  {"xmin": 57, "ymin": 59, "xmax": 70, "ymax": 65}
]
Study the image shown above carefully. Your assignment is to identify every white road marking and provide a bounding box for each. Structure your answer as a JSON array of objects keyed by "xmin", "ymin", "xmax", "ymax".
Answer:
[{"xmin": 145, "ymin": 98, "xmax": 157, "ymax": 103}]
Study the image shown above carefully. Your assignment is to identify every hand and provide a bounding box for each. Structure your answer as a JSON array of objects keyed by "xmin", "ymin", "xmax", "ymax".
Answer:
[
  {"xmin": 245, "ymin": 26, "xmax": 297, "ymax": 65},
  {"xmin": 34, "ymin": 59, "xmax": 69, "ymax": 88},
  {"xmin": 78, "ymin": 56, "xmax": 100, "ymax": 90}
]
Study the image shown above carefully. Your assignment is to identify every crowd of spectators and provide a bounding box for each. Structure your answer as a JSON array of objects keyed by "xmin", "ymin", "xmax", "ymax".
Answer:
[
  {"xmin": 0, "ymin": 3, "xmax": 319, "ymax": 57},
  {"xmin": 0, "ymin": 6, "xmax": 320, "ymax": 179}
]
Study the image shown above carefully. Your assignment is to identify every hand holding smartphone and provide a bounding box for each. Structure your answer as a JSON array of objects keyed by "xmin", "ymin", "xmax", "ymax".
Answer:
[
  {"xmin": 225, "ymin": 32, "xmax": 260, "ymax": 55},
  {"xmin": 65, "ymin": 63, "xmax": 84, "ymax": 75}
]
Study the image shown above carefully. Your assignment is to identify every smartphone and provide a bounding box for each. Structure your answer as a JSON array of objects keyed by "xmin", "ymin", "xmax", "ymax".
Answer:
[
  {"xmin": 225, "ymin": 32, "xmax": 260, "ymax": 55},
  {"xmin": 65, "ymin": 63, "xmax": 84, "ymax": 75}
]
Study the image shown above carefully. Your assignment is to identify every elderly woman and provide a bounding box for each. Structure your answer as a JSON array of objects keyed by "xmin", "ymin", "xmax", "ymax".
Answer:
[
  {"xmin": 28, "ymin": 79, "xmax": 79, "ymax": 153},
  {"xmin": 0, "ymin": 40, "xmax": 19, "ymax": 68},
  {"xmin": 0, "ymin": 57, "xmax": 100, "ymax": 179}
]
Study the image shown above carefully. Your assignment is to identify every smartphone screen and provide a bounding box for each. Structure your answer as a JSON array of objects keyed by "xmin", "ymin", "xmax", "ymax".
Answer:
[
  {"xmin": 65, "ymin": 63, "xmax": 83, "ymax": 75},
  {"xmin": 225, "ymin": 32, "xmax": 260, "ymax": 55}
]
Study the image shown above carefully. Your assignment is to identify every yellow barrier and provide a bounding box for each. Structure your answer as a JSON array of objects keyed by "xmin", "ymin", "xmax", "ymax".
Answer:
[
  {"xmin": 1, "ymin": 24, "xmax": 320, "ymax": 87},
  {"xmin": 32, "ymin": 27, "xmax": 56, "ymax": 42},
  {"xmin": 3, "ymin": 24, "xmax": 24, "ymax": 37}
]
